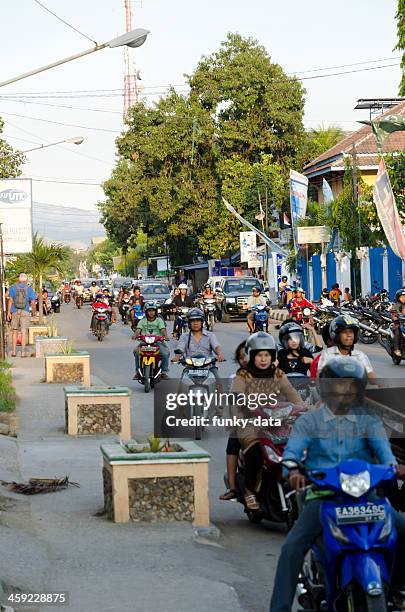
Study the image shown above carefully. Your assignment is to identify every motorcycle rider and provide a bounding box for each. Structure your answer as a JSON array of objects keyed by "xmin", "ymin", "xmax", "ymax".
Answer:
[
  {"xmin": 269, "ymin": 358, "xmax": 405, "ymax": 612},
  {"xmin": 90, "ymin": 292, "xmax": 111, "ymax": 332},
  {"xmin": 246, "ymin": 287, "xmax": 268, "ymax": 333},
  {"xmin": 102, "ymin": 287, "xmax": 116, "ymax": 323},
  {"xmin": 329, "ymin": 282, "xmax": 342, "ymax": 305},
  {"xmin": 288, "ymin": 287, "xmax": 314, "ymax": 322},
  {"xmin": 230, "ymin": 332, "xmax": 301, "ymax": 511},
  {"xmin": 173, "ymin": 308, "xmax": 225, "ymax": 363},
  {"xmin": 391, "ymin": 288, "xmax": 405, "ymax": 357},
  {"xmin": 277, "ymin": 322, "xmax": 314, "ymax": 376},
  {"xmin": 90, "ymin": 280, "xmax": 100, "ymax": 302},
  {"xmin": 172, "ymin": 283, "xmax": 194, "ymax": 338},
  {"xmin": 132, "ymin": 302, "xmax": 170, "ymax": 380},
  {"xmin": 202, "ymin": 283, "xmax": 215, "ymax": 298},
  {"xmin": 131, "ymin": 285, "xmax": 145, "ymax": 307},
  {"xmin": 278, "ymin": 275, "xmax": 289, "ymax": 308},
  {"xmin": 317, "ymin": 314, "xmax": 376, "ymax": 380}
]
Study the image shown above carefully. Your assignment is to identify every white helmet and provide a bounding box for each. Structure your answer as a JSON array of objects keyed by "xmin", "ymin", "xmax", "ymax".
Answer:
[{"xmin": 178, "ymin": 283, "xmax": 188, "ymax": 291}]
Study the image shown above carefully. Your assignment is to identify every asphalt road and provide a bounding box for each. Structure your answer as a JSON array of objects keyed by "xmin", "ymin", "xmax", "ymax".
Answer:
[{"xmin": 54, "ymin": 302, "xmax": 404, "ymax": 612}]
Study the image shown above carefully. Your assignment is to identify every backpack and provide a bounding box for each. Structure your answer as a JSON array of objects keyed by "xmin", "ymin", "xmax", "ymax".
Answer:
[{"xmin": 13, "ymin": 285, "xmax": 28, "ymax": 310}]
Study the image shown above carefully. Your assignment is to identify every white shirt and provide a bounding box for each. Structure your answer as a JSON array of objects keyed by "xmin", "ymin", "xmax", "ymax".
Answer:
[{"xmin": 317, "ymin": 346, "xmax": 373, "ymax": 375}]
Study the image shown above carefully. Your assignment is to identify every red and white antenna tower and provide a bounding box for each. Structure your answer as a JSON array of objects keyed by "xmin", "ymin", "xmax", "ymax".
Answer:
[{"xmin": 123, "ymin": 0, "xmax": 138, "ymax": 118}]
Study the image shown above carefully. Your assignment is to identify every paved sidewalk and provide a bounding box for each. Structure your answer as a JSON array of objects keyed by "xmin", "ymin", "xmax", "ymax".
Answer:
[{"xmin": 0, "ymin": 356, "xmax": 245, "ymax": 612}]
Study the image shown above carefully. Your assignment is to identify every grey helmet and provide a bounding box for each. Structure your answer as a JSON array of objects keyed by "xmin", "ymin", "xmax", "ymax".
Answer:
[
  {"xmin": 144, "ymin": 301, "xmax": 158, "ymax": 314},
  {"xmin": 245, "ymin": 331, "xmax": 276, "ymax": 361},
  {"xmin": 187, "ymin": 308, "xmax": 204, "ymax": 328},
  {"xmin": 279, "ymin": 321, "xmax": 304, "ymax": 349}
]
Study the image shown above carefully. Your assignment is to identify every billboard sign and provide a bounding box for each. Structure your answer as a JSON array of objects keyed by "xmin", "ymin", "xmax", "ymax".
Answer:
[
  {"xmin": 297, "ymin": 226, "xmax": 331, "ymax": 245},
  {"xmin": 240, "ymin": 231, "xmax": 261, "ymax": 267},
  {"xmin": 0, "ymin": 179, "xmax": 33, "ymax": 254}
]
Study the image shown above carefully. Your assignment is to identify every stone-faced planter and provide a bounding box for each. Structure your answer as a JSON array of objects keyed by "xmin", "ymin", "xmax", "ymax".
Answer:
[
  {"xmin": 64, "ymin": 386, "xmax": 131, "ymax": 438},
  {"xmin": 35, "ymin": 337, "xmax": 68, "ymax": 358},
  {"xmin": 0, "ymin": 412, "xmax": 18, "ymax": 437},
  {"xmin": 101, "ymin": 441, "xmax": 210, "ymax": 527},
  {"xmin": 45, "ymin": 351, "xmax": 90, "ymax": 386},
  {"xmin": 28, "ymin": 325, "xmax": 58, "ymax": 345}
]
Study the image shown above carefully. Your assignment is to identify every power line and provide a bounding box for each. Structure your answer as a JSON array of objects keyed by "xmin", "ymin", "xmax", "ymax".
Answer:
[
  {"xmin": 32, "ymin": 0, "xmax": 97, "ymax": 45},
  {"xmin": 32, "ymin": 178, "xmax": 101, "ymax": 186},
  {"xmin": 298, "ymin": 63, "xmax": 399, "ymax": 80},
  {"xmin": 0, "ymin": 110, "xmax": 121, "ymax": 133},
  {"xmin": 290, "ymin": 55, "xmax": 401, "ymax": 75}
]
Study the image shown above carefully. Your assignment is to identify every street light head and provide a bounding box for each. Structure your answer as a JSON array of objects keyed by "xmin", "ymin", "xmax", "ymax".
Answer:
[
  {"xmin": 66, "ymin": 136, "xmax": 84, "ymax": 145},
  {"xmin": 107, "ymin": 28, "xmax": 150, "ymax": 49}
]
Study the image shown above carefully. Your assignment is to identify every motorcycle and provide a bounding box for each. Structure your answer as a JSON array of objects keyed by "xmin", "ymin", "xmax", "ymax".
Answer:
[
  {"xmin": 176, "ymin": 351, "xmax": 219, "ymax": 440},
  {"xmin": 174, "ymin": 306, "xmax": 190, "ymax": 340},
  {"xmin": 202, "ymin": 298, "xmax": 217, "ymax": 331},
  {"xmin": 228, "ymin": 403, "xmax": 307, "ymax": 526},
  {"xmin": 92, "ymin": 305, "xmax": 110, "ymax": 342},
  {"xmin": 50, "ymin": 292, "xmax": 61, "ymax": 313},
  {"xmin": 120, "ymin": 298, "xmax": 131, "ymax": 325},
  {"xmin": 288, "ymin": 459, "xmax": 398, "ymax": 612},
  {"xmin": 252, "ymin": 304, "xmax": 269, "ymax": 332},
  {"xmin": 75, "ymin": 293, "xmax": 84, "ymax": 309},
  {"xmin": 137, "ymin": 334, "xmax": 165, "ymax": 393},
  {"xmin": 64, "ymin": 289, "xmax": 71, "ymax": 304},
  {"xmin": 378, "ymin": 316, "xmax": 405, "ymax": 365}
]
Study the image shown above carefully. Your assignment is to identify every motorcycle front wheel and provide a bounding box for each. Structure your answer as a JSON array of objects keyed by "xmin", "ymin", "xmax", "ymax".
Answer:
[
  {"xmin": 143, "ymin": 364, "xmax": 151, "ymax": 393},
  {"xmin": 346, "ymin": 586, "xmax": 387, "ymax": 612},
  {"xmin": 208, "ymin": 314, "xmax": 215, "ymax": 332}
]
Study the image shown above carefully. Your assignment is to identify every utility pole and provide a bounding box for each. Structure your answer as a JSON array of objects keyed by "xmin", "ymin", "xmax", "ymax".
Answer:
[
  {"xmin": 351, "ymin": 144, "xmax": 359, "ymax": 298},
  {"xmin": 0, "ymin": 224, "xmax": 6, "ymax": 360}
]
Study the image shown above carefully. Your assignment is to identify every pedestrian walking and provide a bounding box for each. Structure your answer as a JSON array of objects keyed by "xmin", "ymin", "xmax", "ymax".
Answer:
[{"xmin": 7, "ymin": 273, "xmax": 37, "ymax": 357}]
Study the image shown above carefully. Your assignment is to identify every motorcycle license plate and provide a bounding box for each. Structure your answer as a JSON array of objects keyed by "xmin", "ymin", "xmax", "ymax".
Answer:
[
  {"xmin": 335, "ymin": 504, "xmax": 386, "ymax": 525},
  {"xmin": 190, "ymin": 369, "xmax": 209, "ymax": 377}
]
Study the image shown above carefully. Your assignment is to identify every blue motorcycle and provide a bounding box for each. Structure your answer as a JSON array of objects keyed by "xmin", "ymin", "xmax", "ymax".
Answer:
[
  {"xmin": 252, "ymin": 304, "xmax": 269, "ymax": 332},
  {"xmin": 289, "ymin": 459, "xmax": 397, "ymax": 611}
]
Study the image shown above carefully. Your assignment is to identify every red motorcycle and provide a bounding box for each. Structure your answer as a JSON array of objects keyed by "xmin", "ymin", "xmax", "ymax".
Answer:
[
  {"xmin": 137, "ymin": 335, "xmax": 165, "ymax": 393},
  {"xmin": 75, "ymin": 292, "xmax": 84, "ymax": 309},
  {"xmin": 226, "ymin": 403, "xmax": 307, "ymax": 526},
  {"xmin": 64, "ymin": 289, "xmax": 71, "ymax": 304}
]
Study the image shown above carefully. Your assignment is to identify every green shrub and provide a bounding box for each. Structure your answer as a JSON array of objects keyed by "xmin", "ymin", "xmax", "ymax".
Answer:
[{"xmin": 0, "ymin": 361, "xmax": 16, "ymax": 412}]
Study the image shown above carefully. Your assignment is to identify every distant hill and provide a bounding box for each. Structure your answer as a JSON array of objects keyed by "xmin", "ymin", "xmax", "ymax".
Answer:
[{"xmin": 33, "ymin": 202, "xmax": 106, "ymax": 250}]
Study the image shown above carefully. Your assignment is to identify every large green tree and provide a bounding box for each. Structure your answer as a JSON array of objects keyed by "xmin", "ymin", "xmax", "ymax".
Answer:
[
  {"xmin": 0, "ymin": 118, "xmax": 25, "ymax": 178},
  {"xmin": 396, "ymin": 0, "xmax": 405, "ymax": 95}
]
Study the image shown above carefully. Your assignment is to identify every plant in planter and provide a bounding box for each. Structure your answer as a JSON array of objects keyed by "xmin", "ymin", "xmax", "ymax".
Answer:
[
  {"xmin": 101, "ymin": 439, "xmax": 211, "ymax": 526},
  {"xmin": 45, "ymin": 343, "xmax": 90, "ymax": 385},
  {"xmin": 0, "ymin": 361, "xmax": 18, "ymax": 436}
]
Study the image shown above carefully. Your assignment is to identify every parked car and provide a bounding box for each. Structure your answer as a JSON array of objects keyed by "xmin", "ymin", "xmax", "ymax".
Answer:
[
  {"xmin": 215, "ymin": 276, "xmax": 265, "ymax": 321},
  {"xmin": 111, "ymin": 278, "xmax": 133, "ymax": 301}
]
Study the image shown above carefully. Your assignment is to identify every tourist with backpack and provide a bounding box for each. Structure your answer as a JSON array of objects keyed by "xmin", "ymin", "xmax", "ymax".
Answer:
[{"xmin": 7, "ymin": 274, "xmax": 37, "ymax": 357}]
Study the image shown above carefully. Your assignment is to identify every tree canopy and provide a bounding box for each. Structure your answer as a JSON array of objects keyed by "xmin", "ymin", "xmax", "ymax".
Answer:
[
  {"xmin": 396, "ymin": 0, "xmax": 405, "ymax": 95},
  {"xmin": 0, "ymin": 118, "xmax": 25, "ymax": 178}
]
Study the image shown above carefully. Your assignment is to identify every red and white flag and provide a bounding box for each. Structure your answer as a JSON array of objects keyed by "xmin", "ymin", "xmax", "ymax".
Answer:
[{"xmin": 373, "ymin": 158, "xmax": 405, "ymax": 260}]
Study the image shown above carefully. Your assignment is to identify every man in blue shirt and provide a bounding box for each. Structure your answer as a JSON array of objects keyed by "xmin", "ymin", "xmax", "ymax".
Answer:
[
  {"xmin": 270, "ymin": 358, "xmax": 405, "ymax": 612},
  {"xmin": 7, "ymin": 273, "xmax": 37, "ymax": 357}
]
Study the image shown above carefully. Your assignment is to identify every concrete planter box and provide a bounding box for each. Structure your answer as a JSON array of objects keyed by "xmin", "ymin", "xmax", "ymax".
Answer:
[
  {"xmin": 35, "ymin": 337, "xmax": 68, "ymax": 358},
  {"xmin": 45, "ymin": 352, "xmax": 90, "ymax": 386},
  {"xmin": 101, "ymin": 441, "xmax": 210, "ymax": 527},
  {"xmin": 64, "ymin": 386, "xmax": 131, "ymax": 438},
  {"xmin": 28, "ymin": 325, "xmax": 57, "ymax": 345},
  {"xmin": 0, "ymin": 412, "xmax": 18, "ymax": 437}
]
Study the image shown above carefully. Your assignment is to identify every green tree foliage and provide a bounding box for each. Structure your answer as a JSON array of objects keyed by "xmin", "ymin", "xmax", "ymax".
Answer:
[
  {"xmin": 86, "ymin": 239, "xmax": 119, "ymax": 274},
  {"xmin": 0, "ymin": 118, "xmax": 25, "ymax": 178},
  {"xmin": 7, "ymin": 235, "xmax": 72, "ymax": 324},
  {"xmin": 395, "ymin": 0, "xmax": 405, "ymax": 95},
  {"xmin": 99, "ymin": 34, "xmax": 306, "ymax": 263},
  {"xmin": 301, "ymin": 124, "xmax": 345, "ymax": 166}
]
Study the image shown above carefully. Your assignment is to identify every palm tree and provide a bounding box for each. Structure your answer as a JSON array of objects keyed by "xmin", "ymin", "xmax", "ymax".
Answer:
[
  {"xmin": 302, "ymin": 124, "xmax": 346, "ymax": 165},
  {"xmin": 8, "ymin": 235, "xmax": 72, "ymax": 324}
]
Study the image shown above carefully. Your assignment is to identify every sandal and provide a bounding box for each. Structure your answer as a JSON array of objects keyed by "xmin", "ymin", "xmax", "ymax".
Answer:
[
  {"xmin": 244, "ymin": 494, "xmax": 260, "ymax": 511},
  {"xmin": 219, "ymin": 489, "xmax": 237, "ymax": 501}
]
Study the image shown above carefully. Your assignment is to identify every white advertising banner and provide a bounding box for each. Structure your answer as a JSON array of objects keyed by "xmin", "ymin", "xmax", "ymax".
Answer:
[
  {"xmin": 240, "ymin": 231, "xmax": 261, "ymax": 267},
  {"xmin": 0, "ymin": 179, "xmax": 33, "ymax": 254}
]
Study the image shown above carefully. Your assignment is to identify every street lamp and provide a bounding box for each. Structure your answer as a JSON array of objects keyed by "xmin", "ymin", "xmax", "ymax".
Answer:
[
  {"xmin": 0, "ymin": 29, "xmax": 150, "ymax": 88},
  {"xmin": 22, "ymin": 136, "xmax": 84, "ymax": 153}
]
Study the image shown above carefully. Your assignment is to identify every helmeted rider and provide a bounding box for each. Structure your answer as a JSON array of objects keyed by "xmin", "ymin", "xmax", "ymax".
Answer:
[
  {"xmin": 270, "ymin": 357, "xmax": 405, "ymax": 612},
  {"xmin": 288, "ymin": 287, "xmax": 314, "ymax": 322},
  {"xmin": 172, "ymin": 283, "xmax": 194, "ymax": 338},
  {"xmin": 391, "ymin": 288, "xmax": 405, "ymax": 358},
  {"xmin": 132, "ymin": 301, "xmax": 170, "ymax": 380},
  {"xmin": 278, "ymin": 275, "xmax": 290, "ymax": 307},
  {"xmin": 317, "ymin": 314, "xmax": 376, "ymax": 380},
  {"xmin": 89, "ymin": 280, "xmax": 100, "ymax": 301},
  {"xmin": 246, "ymin": 286, "xmax": 268, "ymax": 333},
  {"xmin": 173, "ymin": 307, "xmax": 225, "ymax": 363},
  {"xmin": 277, "ymin": 321, "xmax": 314, "ymax": 376},
  {"xmin": 202, "ymin": 283, "xmax": 215, "ymax": 299},
  {"xmin": 90, "ymin": 292, "xmax": 111, "ymax": 331}
]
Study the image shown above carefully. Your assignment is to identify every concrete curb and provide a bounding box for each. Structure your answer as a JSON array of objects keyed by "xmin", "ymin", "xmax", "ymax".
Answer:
[{"xmin": 268, "ymin": 309, "xmax": 289, "ymax": 322}]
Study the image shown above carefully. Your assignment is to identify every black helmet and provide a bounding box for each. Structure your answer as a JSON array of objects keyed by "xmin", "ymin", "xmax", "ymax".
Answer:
[
  {"xmin": 279, "ymin": 321, "xmax": 304, "ymax": 349},
  {"xmin": 329, "ymin": 315, "xmax": 359, "ymax": 343},
  {"xmin": 318, "ymin": 357, "xmax": 367, "ymax": 405},
  {"xmin": 282, "ymin": 276, "xmax": 288, "ymax": 282},
  {"xmin": 187, "ymin": 308, "xmax": 204, "ymax": 326},
  {"xmin": 91, "ymin": 281, "xmax": 96, "ymax": 286},
  {"xmin": 144, "ymin": 301, "xmax": 158, "ymax": 314},
  {"xmin": 395, "ymin": 288, "xmax": 405, "ymax": 302},
  {"xmin": 204, "ymin": 283, "xmax": 210, "ymax": 289},
  {"xmin": 245, "ymin": 332, "xmax": 276, "ymax": 362}
]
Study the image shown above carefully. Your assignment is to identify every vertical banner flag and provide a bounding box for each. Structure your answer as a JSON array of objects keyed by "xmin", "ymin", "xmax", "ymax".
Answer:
[
  {"xmin": 0, "ymin": 179, "xmax": 33, "ymax": 254},
  {"xmin": 290, "ymin": 170, "xmax": 308, "ymax": 249},
  {"xmin": 322, "ymin": 178, "xmax": 336, "ymax": 250},
  {"xmin": 240, "ymin": 232, "xmax": 261, "ymax": 268},
  {"xmin": 373, "ymin": 158, "xmax": 405, "ymax": 260}
]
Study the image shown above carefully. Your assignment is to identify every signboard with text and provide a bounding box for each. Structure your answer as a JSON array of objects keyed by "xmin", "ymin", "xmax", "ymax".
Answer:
[{"xmin": 0, "ymin": 179, "xmax": 33, "ymax": 254}]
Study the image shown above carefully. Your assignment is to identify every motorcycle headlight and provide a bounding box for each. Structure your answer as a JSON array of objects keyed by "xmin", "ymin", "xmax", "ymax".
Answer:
[
  {"xmin": 186, "ymin": 358, "xmax": 193, "ymax": 365},
  {"xmin": 145, "ymin": 336, "xmax": 154, "ymax": 345},
  {"xmin": 303, "ymin": 307, "xmax": 312, "ymax": 316},
  {"xmin": 191, "ymin": 357, "xmax": 206, "ymax": 367},
  {"xmin": 264, "ymin": 445, "xmax": 282, "ymax": 463},
  {"xmin": 339, "ymin": 470, "xmax": 370, "ymax": 498},
  {"xmin": 378, "ymin": 512, "xmax": 392, "ymax": 542},
  {"xmin": 226, "ymin": 298, "xmax": 236, "ymax": 303},
  {"xmin": 327, "ymin": 517, "xmax": 350, "ymax": 544}
]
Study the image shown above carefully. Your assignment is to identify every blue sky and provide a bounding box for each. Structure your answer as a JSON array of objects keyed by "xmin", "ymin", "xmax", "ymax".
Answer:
[{"xmin": 0, "ymin": 0, "xmax": 401, "ymax": 212}]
